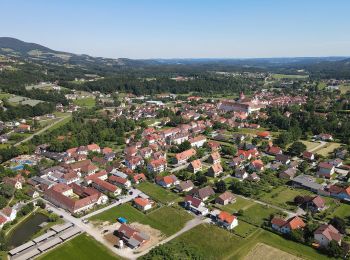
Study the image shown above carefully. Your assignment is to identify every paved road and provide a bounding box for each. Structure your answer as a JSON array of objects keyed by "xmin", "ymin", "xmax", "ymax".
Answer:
[{"xmin": 14, "ymin": 115, "xmax": 71, "ymax": 146}]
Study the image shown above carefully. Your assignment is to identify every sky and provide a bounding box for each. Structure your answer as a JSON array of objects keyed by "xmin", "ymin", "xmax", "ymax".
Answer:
[{"xmin": 1, "ymin": 0, "xmax": 350, "ymax": 59}]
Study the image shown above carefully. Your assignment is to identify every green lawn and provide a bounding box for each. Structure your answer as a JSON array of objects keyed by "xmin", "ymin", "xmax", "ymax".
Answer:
[
  {"xmin": 239, "ymin": 204, "xmax": 282, "ymax": 227},
  {"xmin": 73, "ymin": 97, "xmax": 96, "ymax": 107},
  {"xmin": 137, "ymin": 182, "xmax": 179, "ymax": 204},
  {"xmin": 89, "ymin": 204, "xmax": 192, "ymax": 236},
  {"xmin": 330, "ymin": 203, "xmax": 350, "ymax": 219},
  {"xmin": 232, "ymin": 220, "xmax": 258, "ymax": 238},
  {"xmin": 219, "ymin": 197, "xmax": 255, "ymax": 213},
  {"xmin": 171, "ymin": 223, "xmax": 329, "ymax": 260},
  {"xmin": 37, "ymin": 234, "xmax": 118, "ymax": 260},
  {"xmin": 47, "ymin": 115, "xmax": 72, "ymax": 132},
  {"xmin": 261, "ymin": 186, "xmax": 313, "ymax": 211}
]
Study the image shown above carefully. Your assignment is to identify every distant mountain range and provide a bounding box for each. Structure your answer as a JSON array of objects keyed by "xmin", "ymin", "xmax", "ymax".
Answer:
[{"xmin": 1, "ymin": 37, "xmax": 349, "ymax": 77}]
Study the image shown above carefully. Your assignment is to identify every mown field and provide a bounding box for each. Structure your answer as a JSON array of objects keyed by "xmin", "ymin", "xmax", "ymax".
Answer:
[
  {"xmin": 37, "ymin": 234, "xmax": 118, "ymax": 260},
  {"xmin": 89, "ymin": 203, "xmax": 192, "ymax": 236},
  {"xmin": 272, "ymin": 74, "xmax": 309, "ymax": 79},
  {"xmin": 73, "ymin": 97, "xmax": 96, "ymax": 107},
  {"xmin": 171, "ymin": 224, "xmax": 330, "ymax": 260},
  {"xmin": 314, "ymin": 142, "xmax": 341, "ymax": 156},
  {"xmin": 260, "ymin": 186, "xmax": 313, "ymax": 211}
]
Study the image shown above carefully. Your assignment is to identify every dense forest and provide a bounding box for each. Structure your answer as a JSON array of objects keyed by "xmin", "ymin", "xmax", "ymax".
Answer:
[{"xmin": 62, "ymin": 75, "xmax": 257, "ymax": 95}]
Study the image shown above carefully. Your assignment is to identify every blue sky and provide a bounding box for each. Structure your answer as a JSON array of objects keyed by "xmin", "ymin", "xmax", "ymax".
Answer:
[{"xmin": 1, "ymin": 0, "xmax": 350, "ymax": 58}]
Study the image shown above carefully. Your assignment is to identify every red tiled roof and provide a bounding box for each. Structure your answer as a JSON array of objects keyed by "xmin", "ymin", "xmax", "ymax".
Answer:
[{"xmin": 218, "ymin": 211, "xmax": 236, "ymax": 224}]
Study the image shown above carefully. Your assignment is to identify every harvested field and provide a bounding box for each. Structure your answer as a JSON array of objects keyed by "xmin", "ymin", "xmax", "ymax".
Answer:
[{"xmin": 244, "ymin": 243, "xmax": 302, "ymax": 260}]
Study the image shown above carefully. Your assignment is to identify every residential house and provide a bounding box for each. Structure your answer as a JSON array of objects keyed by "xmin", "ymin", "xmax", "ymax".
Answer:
[
  {"xmin": 327, "ymin": 185, "xmax": 350, "ymax": 200},
  {"xmin": 189, "ymin": 135, "xmax": 207, "ymax": 148},
  {"xmin": 91, "ymin": 178, "xmax": 121, "ymax": 196},
  {"xmin": 190, "ymin": 186, "xmax": 215, "ymax": 201},
  {"xmin": 279, "ymin": 168, "xmax": 298, "ymax": 180},
  {"xmin": 275, "ymin": 154, "xmax": 291, "ymax": 165},
  {"xmin": 208, "ymin": 163, "xmax": 223, "ymax": 177},
  {"xmin": 247, "ymin": 172, "xmax": 260, "ymax": 182},
  {"xmin": 301, "ymin": 195, "xmax": 326, "ymax": 212},
  {"xmin": 208, "ymin": 152, "xmax": 221, "ymax": 164},
  {"xmin": 314, "ymin": 224, "xmax": 342, "ymax": 247},
  {"xmin": 147, "ymin": 158, "xmax": 167, "ymax": 174},
  {"xmin": 133, "ymin": 173, "xmax": 146, "ymax": 184},
  {"xmin": 188, "ymin": 159, "xmax": 202, "ymax": 173},
  {"xmin": 235, "ymin": 168, "xmax": 248, "ymax": 180},
  {"xmin": 125, "ymin": 156, "xmax": 144, "ymax": 170},
  {"xmin": 174, "ymin": 180, "xmax": 194, "ymax": 193},
  {"xmin": 108, "ymin": 176, "xmax": 131, "ymax": 189},
  {"xmin": 156, "ymin": 175, "xmax": 179, "ymax": 188},
  {"xmin": 271, "ymin": 216, "xmax": 306, "ymax": 234},
  {"xmin": 174, "ymin": 148, "xmax": 196, "ymax": 165},
  {"xmin": 133, "ymin": 197, "xmax": 153, "ymax": 211},
  {"xmin": 267, "ymin": 146, "xmax": 282, "ymax": 156},
  {"xmin": 215, "ymin": 191, "xmax": 236, "ymax": 205},
  {"xmin": 303, "ymin": 151, "xmax": 315, "ymax": 161},
  {"xmin": 249, "ymin": 160, "xmax": 264, "ymax": 172},
  {"xmin": 317, "ymin": 162, "xmax": 335, "ymax": 178},
  {"xmin": 215, "ymin": 210, "xmax": 238, "ymax": 230},
  {"xmin": 184, "ymin": 195, "xmax": 208, "ymax": 216}
]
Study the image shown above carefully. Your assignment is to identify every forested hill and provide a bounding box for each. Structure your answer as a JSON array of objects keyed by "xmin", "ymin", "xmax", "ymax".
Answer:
[{"xmin": 1, "ymin": 37, "xmax": 350, "ymax": 79}]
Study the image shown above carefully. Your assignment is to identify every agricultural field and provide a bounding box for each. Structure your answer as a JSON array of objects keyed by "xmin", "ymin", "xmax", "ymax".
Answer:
[
  {"xmin": 137, "ymin": 182, "xmax": 179, "ymax": 204},
  {"xmin": 314, "ymin": 142, "xmax": 342, "ymax": 157},
  {"xmin": 73, "ymin": 97, "xmax": 96, "ymax": 107},
  {"xmin": 171, "ymin": 224, "xmax": 328, "ymax": 260},
  {"xmin": 37, "ymin": 234, "xmax": 118, "ymax": 260},
  {"xmin": 243, "ymin": 243, "xmax": 302, "ymax": 260},
  {"xmin": 89, "ymin": 203, "xmax": 192, "ymax": 236}
]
